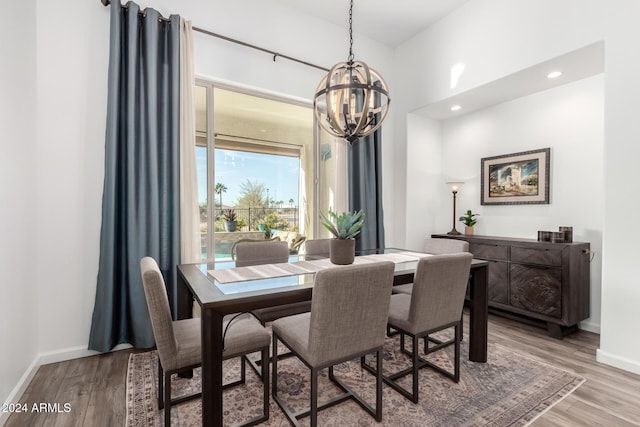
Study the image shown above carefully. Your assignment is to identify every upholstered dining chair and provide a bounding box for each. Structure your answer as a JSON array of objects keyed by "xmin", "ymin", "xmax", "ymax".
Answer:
[
  {"xmin": 140, "ymin": 257, "xmax": 271, "ymax": 427},
  {"xmin": 393, "ymin": 238, "xmax": 469, "ymax": 295},
  {"xmin": 233, "ymin": 239, "xmax": 289, "ymax": 266},
  {"xmin": 233, "ymin": 240, "xmax": 311, "ymax": 324},
  {"xmin": 271, "ymin": 261, "xmax": 395, "ymax": 427},
  {"xmin": 233, "ymin": 239, "xmax": 312, "ymax": 377},
  {"xmin": 364, "ymin": 253, "xmax": 473, "ymax": 404},
  {"xmin": 301, "ymin": 238, "xmax": 332, "ymax": 257}
]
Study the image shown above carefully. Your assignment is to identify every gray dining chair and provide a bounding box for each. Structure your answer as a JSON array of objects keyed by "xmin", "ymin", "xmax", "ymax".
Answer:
[
  {"xmin": 393, "ymin": 238, "xmax": 469, "ymax": 295},
  {"xmin": 140, "ymin": 257, "xmax": 271, "ymax": 427},
  {"xmin": 391, "ymin": 238, "xmax": 470, "ymax": 350},
  {"xmin": 272, "ymin": 261, "xmax": 395, "ymax": 427},
  {"xmin": 233, "ymin": 239, "xmax": 312, "ymax": 377},
  {"xmin": 301, "ymin": 238, "xmax": 332, "ymax": 257},
  {"xmin": 364, "ymin": 253, "xmax": 473, "ymax": 404},
  {"xmin": 233, "ymin": 239, "xmax": 289, "ymax": 266},
  {"xmin": 233, "ymin": 239, "xmax": 311, "ymax": 324}
]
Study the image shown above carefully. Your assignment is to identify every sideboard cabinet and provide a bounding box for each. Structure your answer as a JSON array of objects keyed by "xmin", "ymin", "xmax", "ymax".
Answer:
[{"xmin": 432, "ymin": 234, "xmax": 590, "ymax": 338}]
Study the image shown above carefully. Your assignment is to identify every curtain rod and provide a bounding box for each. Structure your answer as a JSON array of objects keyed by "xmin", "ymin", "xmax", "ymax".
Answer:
[{"xmin": 100, "ymin": 0, "xmax": 329, "ymax": 72}]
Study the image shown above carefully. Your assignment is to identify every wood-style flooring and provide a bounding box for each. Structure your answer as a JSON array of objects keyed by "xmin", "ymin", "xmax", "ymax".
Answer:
[{"xmin": 6, "ymin": 314, "xmax": 640, "ymax": 426}]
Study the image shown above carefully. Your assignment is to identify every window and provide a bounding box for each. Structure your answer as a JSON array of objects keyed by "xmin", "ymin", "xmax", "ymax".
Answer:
[{"xmin": 195, "ymin": 84, "xmax": 318, "ymax": 260}]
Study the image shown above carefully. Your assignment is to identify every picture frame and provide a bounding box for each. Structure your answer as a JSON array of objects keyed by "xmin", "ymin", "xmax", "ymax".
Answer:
[{"xmin": 481, "ymin": 148, "xmax": 550, "ymax": 205}]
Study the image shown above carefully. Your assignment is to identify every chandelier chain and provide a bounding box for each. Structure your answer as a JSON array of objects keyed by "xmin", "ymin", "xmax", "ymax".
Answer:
[{"xmin": 348, "ymin": 0, "xmax": 354, "ymax": 62}]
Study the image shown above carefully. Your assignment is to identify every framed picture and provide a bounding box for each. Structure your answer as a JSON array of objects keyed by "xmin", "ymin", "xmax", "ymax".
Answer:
[{"xmin": 481, "ymin": 148, "xmax": 550, "ymax": 205}]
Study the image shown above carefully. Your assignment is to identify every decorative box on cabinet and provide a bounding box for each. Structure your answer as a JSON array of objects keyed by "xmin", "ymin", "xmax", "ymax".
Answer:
[{"xmin": 432, "ymin": 234, "xmax": 590, "ymax": 338}]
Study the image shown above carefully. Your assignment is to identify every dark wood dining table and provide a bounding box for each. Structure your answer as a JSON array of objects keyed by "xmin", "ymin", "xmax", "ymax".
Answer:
[{"xmin": 176, "ymin": 248, "xmax": 489, "ymax": 427}]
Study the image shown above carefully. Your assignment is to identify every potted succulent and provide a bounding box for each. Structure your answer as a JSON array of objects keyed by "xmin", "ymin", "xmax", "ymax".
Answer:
[
  {"xmin": 222, "ymin": 209, "xmax": 237, "ymax": 232},
  {"xmin": 320, "ymin": 208, "xmax": 365, "ymax": 264},
  {"xmin": 459, "ymin": 209, "xmax": 479, "ymax": 236}
]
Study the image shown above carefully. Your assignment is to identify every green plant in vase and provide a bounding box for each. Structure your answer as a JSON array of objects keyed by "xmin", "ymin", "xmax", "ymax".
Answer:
[
  {"xmin": 459, "ymin": 209, "xmax": 479, "ymax": 235},
  {"xmin": 320, "ymin": 208, "xmax": 365, "ymax": 264}
]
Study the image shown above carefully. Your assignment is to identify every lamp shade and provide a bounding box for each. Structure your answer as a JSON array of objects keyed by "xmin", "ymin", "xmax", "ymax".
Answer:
[{"xmin": 447, "ymin": 181, "xmax": 464, "ymax": 192}]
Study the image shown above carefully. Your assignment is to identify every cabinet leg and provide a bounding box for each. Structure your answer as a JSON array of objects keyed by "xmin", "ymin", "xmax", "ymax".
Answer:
[
  {"xmin": 546, "ymin": 323, "xmax": 563, "ymax": 339},
  {"xmin": 546, "ymin": 322, "xmax": 578, "ymax": 339}
]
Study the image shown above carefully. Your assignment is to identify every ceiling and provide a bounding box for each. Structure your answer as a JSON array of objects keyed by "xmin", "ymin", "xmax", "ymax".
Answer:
[
  {"xmin": 416, "ymin": 41, "xmax": 605, "ymax": 120},
  {"xmin": 272, "ymin": 0, "xmax": 471, "ymax": 47},
  {"xmin": 200, "ymin": 3, "xmax": 604, "ymax": 135}
]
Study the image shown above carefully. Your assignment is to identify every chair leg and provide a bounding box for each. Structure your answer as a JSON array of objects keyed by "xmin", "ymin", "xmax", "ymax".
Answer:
[
  {"xmin": 261, "ymin": 347, "xmax": 270, "ymax": 421},
  {"xmin": 271, "ymin": 333, "xmax": 278, "ymax": 399},
  {"xmin": 454, "ymin": 323, "xmax": 461, "ymax": 382},
  {"xmin": 164, "ymin": 371, "xmax": 172, "ymax": 427},
  {"xmin": 310, "ymin": 367, "xmax": 318, "ymax": 427},
  {"xmin": 412, "ymin": 335, "xmax": 419, "ymax": 403},
  {"xmin": 375, "ymin": 350, "xmax": 383, "ymax": 422},
  {"xmin": 158, "ymin": 360, "xmax": 164, "ymax": 409},
  {"xmin": 241, "ymin": 354, "xmax": 247, "ymax": 384}
]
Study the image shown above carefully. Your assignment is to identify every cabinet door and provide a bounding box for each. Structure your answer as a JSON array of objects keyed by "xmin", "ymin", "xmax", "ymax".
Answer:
[
  {"xmin": 488, "ymin": 260, "xmax": 509, "ymax": 305},
  {"xmin": 510, "ymin": 263, "xmax": 562, "ymax": 318}
]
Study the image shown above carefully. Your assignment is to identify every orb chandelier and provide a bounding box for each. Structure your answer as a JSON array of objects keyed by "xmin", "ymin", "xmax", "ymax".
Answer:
[{"xmin": 313, "ymin": 0, "xmax": 390, "ymax": 144}]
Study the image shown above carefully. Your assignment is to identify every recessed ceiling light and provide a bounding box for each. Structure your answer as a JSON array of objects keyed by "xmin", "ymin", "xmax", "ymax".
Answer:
[
  {"xmin": 547, "ymin": 71, "xmax": 563, "ymax": 79},
  {"xmin": 451, "ymin": 105, "xmax": 461, "ymax": 111}
]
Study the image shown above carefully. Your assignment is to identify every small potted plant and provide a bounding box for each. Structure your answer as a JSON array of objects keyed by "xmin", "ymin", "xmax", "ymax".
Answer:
[
  {"xmin": 320, "ymin": 208, "xmax": 365, "ymax": 264},
  {"xmin": 222, "ymin": 209, "xmax": 237, "ymax": 232},
  {"xmin": 459, "ymin": 209, "xmax": 479, "ymax": 236}
]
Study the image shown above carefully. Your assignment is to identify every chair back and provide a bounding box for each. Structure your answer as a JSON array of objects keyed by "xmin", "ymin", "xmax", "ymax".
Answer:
[
  {"xmin": 272, "ymin": 230, "xmax": 307, "ymax": 252},
  {"xmin": 422, "ymin": 238, "xmax": 469, "ymax": 254},
  {"xmin": 140, "ymin": 257, "xmax": 179, "ymax": 370},
  {"xmin": 308, "ymin": 262, "xmax": 395, "ymax": 364},
  {"xmin": 235, "ymin": 240, "xmax": 289, "ymax": 267},
  {"xmin": 409, "ymin": 253, "xmax": 473, "ymax": 331},
  {"xmin": 302, "ymin": 238, "xmax": 332, "ymax": 256}
]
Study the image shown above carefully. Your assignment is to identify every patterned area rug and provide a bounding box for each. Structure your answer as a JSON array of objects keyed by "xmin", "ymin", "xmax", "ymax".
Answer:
[{"xmin": 126, "ymin": 333, "xmax": 584, "ymax": 426}]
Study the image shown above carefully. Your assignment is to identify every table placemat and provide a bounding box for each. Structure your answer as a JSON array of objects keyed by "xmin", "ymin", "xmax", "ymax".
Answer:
[{"xmin": 208, "ymin": 251, "xmax": 431, "ymax": 284}]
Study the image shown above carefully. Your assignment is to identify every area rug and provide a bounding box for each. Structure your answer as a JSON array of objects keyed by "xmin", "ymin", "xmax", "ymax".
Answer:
[{"xmin": 126, "ymin": 334, "xmax": 584, "ymax": 426}]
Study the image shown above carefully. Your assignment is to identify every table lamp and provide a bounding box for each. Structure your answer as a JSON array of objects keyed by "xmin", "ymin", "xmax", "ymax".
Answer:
[{"xmin": 446, "ymin": 181, "xmax": 464, "ymax": 235}]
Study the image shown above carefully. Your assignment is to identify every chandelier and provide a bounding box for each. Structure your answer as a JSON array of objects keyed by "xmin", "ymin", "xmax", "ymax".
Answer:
[{"xmin": 313, "ymin": 0, "xmax": 390, "ymax": 143}]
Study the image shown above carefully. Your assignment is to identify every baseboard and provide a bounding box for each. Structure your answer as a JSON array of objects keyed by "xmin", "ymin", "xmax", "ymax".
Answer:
[
  {"xmin": 578, "ymin": 320, "xmax": 600, "ymax": 334},
  {"xmin": 1, "ymin": 344, "xmax": 133, "ymax": 426},
  {"xmin": 596, "ymin": 348, "xmax": 640, "ymax": 375},
  {"xmin": 38, "ymin": 345, "xmax": 96, "ymax": 366},
  {"xmin": 0, "ymin": 355, "xmax": 40, "ymax": 426}
]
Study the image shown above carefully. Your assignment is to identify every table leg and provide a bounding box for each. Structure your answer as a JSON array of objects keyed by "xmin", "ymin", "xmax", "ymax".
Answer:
[
  {"xmin": 177, "ymin": 268, "xmax": 195, "ymax": 378},
  {"xmin": 176, "ymin": 268, "xmax": 194, "ymax": 320},
  {"xmin": 468, "ymin": 264, "xmax": 488, "ymax": 362},
  {"xmin": 201, "ymin": 306, "xmax": 224, "ymax": 427}
]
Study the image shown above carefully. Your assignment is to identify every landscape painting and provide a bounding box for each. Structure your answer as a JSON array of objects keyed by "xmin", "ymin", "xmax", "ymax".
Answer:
[{"xmin": 481, "ymin": 148, "xmax": 550, "ymax": 205}]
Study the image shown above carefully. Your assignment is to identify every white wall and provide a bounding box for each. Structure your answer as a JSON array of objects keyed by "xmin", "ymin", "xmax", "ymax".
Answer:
[
  {"xmin": 394, "ymin": 0, "xmax": 605, "ymax": 250},
  {"xmin": 409, "ymin": 76, "xmax": 604, "ymax": 331},
  {"xmin": 399, "ymin": 0, "xmax": 640, "ymax": 373},
  {"xmin": 0, "ymin": 0, "xmax": 39, "ymax": 413},
  {"xmin": 405, "ymin": 114, "xmax": 442, "ymax": 250},
  {"xmin": 33, "ymin": 0, "xmax": 109, "ymax": 356},
  {"xmin": 598, "ymin": 0, "xmax": 640, "ymax": 374}
]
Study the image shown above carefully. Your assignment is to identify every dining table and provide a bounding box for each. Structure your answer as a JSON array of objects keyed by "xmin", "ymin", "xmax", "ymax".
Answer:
[{"xmin": 176, "ymin": 247, "xmax": 489, "ymax": 427}]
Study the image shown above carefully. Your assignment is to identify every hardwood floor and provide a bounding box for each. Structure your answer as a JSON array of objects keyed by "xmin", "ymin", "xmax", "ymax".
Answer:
[{"xmin": 6, "ymin": 314, "xmax": 640, "ymax": 426}]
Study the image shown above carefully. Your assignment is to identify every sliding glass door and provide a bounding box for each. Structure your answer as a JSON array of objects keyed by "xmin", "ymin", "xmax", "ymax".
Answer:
[{"xmin": 195, "ymin": 83, "xmax": 315, "ymax": 260}]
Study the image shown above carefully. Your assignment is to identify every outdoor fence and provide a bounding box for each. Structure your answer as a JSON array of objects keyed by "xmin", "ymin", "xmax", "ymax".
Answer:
[{"xmin": 210, "ymin": 206, "xmax": 299, "ymax": 232}]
